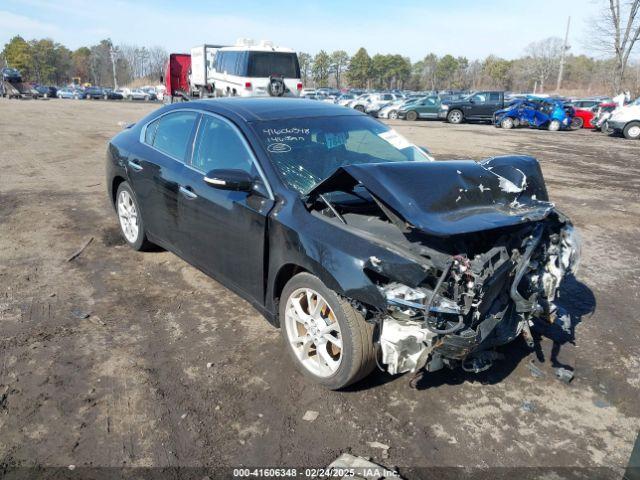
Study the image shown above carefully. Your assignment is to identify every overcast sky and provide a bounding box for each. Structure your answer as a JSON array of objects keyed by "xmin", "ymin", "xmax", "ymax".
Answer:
[{"xmin": 1, "ymin": 0, "xmax": 606, "ymax": 61}]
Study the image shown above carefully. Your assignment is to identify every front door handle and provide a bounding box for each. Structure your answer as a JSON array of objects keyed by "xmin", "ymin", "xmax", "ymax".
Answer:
[
  {"xmin": 128, "ymin": 159, "xmax": 143, "ymax": 172},
  {"xmin": 179, "ymin": 186, "xmax": 197, "ymax": 199}
]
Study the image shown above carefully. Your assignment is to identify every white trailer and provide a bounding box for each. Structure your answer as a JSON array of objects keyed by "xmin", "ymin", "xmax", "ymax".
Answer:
[{"xmin": 189, "ymin": 44, "xmax": 225, "ymax": 98}]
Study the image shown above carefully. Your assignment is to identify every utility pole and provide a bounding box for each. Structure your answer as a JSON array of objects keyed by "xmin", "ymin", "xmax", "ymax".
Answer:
[
  {"xmin": 110, "ymin": 46, "xmax": 119, "ymax": 89},
  {"xmin": 556, "ymin": 16, "xmax": 571, "ymax": 92}
]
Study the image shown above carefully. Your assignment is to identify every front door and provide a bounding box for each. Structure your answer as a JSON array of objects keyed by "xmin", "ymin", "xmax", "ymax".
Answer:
[{"xmin": 178, "ymin": 113, "xmax": 274, "ymax": 303}]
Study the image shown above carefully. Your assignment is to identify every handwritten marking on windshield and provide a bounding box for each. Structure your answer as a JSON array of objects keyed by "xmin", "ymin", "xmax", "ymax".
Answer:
[
  {"xmin": 267, "ymin": 143, "xmax": 292, "ymax": 153},
  {"xmin": 263, "ymin": 127, "xmax": 310, "ymax": 136}
]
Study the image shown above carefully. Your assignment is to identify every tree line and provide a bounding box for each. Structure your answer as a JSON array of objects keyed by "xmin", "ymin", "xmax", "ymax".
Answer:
[
  {"xmin": 2, "ymin": 0, "xmax": 638, "ymax": 94},
  {"xmin": 299, "ymin": 40, "xmax": 639, "ymax": 95},
  {"xmin": 1, "ymin": 35, "xmax": 167, "ymax": 88}
]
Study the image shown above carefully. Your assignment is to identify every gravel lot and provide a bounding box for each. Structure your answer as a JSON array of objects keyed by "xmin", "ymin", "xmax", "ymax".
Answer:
[{"xmin": 0, "ymin": 99, "xmax": 639, "ymax": 477}]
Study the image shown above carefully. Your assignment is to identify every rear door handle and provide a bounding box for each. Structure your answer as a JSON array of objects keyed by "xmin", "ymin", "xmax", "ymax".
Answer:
[
  {"xmin": 179, "ymin": 186, "xmax": 197, "ymax": 199},
  {"xmin": 128, "ymin": 159, "xmax": 143, "ymax": 172}
]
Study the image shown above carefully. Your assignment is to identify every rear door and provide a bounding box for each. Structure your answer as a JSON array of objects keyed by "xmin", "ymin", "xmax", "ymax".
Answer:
[
  {"xmin": 178, "ymin": 113, "xmax": 274, "ymax": 303},
  {"xmin": 133, "ymin": 110, "xmax": 199, "ymax": 254},
  {"xmin": 484, "ymin": 92, "xmax": 503, "ymax": 118}
]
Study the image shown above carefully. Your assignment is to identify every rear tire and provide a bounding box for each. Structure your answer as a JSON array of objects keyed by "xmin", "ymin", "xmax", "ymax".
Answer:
[
  {"xmin": 388, "ymin": 110, "xmax": 398, "ymax": 119},
  {"xmin": 570, "ymin": 117, "xmax": 583, "ymax": 130},
  {"xmin": 447, "ymin": 109, "xmax": 463, "ymax": 124},
  {"xmin": 115, "ymin": 182, "xmax": 153, "ymax": 251},
  {"xmin": 623, "ymin": 121, "xmax": 640, "ymax": 140},
  {"xmin": 354, "ymin": 104, "xmax": 365, "ymax": 112},
  {"xmin": 406, "ymin": 110, "xmax": 418, "ymax": 121},
  {"xmin": 279, "ymin": 272, "xmax": 376, "ymax": 390}
]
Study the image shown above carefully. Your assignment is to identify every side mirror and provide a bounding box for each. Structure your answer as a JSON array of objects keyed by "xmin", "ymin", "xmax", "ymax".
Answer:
[{"xmin": 204, "ymin": 169, "xmax": 254, "ymax": 191}]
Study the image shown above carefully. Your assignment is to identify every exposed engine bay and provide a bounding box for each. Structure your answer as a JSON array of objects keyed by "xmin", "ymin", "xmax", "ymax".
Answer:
[{"xmin": 306, "ymin": 155, "xmax": 581, "ymax": 376}]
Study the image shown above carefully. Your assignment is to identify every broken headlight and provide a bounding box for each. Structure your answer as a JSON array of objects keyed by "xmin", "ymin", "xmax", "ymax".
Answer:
[{"xmin": 381, "ymin": 283, "xmax": 461, "ymax": 317}]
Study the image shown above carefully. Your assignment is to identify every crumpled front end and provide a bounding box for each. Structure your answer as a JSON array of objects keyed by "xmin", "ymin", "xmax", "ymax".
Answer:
[
  {"xmin": 378, "ymin": 216, "xmax": 580, "ymax": 375},
  {"xmin": 305, "ymin": 155, "xmax": 581, "ymax": 377}
]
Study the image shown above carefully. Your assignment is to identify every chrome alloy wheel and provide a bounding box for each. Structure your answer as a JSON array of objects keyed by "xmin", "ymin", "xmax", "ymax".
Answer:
[
  {"xmin": 284, "ymin": 288, "xmax": 342, "ymax": 377},
  {"xmin": 117, "ymin": 190, "xmax": 139, "ymax": 243}
]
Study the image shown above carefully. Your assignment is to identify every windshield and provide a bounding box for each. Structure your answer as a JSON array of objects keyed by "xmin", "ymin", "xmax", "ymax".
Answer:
[
  {"xmin": 253, "ymin": 115, "xmax": 432, "ymax": 194},
  {"xmin": 247, "ymin": 52, "xmax": 300, "ymax": 78}
]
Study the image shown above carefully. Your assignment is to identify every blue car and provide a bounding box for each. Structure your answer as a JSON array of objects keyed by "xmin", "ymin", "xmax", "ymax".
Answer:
[{"xmin": 494, "ymin": 97, "xmax": 579, "ymax": 131}]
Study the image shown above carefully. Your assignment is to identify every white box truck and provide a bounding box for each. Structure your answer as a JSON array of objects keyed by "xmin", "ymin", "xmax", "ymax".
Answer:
[{"xmin": 189, "ymin": 44, "xmax": 225, "ymax": 98}]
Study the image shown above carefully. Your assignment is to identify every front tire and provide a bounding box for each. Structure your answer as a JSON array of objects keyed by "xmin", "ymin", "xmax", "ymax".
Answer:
[
  {"xmin": 623, "ymin": 121, "xmax": 640, "ymax": 140},
  {"xmin": 280, "ymin": 272, "xmax": 376, "ymax": 390},
  {"xmin": 388, "ymin": 110, "xmax": 398, "ymax": 120},
  {"xmin": 406, "ymin": 110, "xmax": 418, "ymax": 121},
  {"xmin": 548, "ymin": 120, "xmax": 561, "ymax": 131},
  {"xmin": 447, "ymin": 109, "xmax": 463, "ymax": 124},
  {"xmin": 115, "ymin": 182, "xmax": 152, "ymax": 251},
  {"xmin": 354, "ymin": 104, "xmax": 365, "ymax": 112},
  {"xmin": 500, "ymin": 117, "xmax": 515, "ymax": 129}
]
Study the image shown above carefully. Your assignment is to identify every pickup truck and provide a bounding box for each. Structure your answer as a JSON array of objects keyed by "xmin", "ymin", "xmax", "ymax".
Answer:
[{"xmin": 439, "ymin": 91, "xmax": 506, "ymax": 124}]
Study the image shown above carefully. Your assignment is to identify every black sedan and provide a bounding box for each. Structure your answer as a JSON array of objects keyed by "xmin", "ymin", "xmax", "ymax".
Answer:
[
  {"xmin": 106, "ymin": 99, "xmax": 580, "ymax": 389},
  {"xmin": 82, "ymin": 86, "xmax": 104, "ymax": 99}
]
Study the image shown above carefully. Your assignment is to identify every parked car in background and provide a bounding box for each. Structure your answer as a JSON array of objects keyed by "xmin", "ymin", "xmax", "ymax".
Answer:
[
  {"xmin": 1, "ymin": 67, "xmax": 22, "ymax": 82},
  {"xmin": 103, "ymin": 88, "xmax": 124, "ymax": 100},
  {"xmin": 493, "ymin": 97, "xmax": 578, "ymax": 131},
  {"xmin": 592, "ymin": 102, "xmax": 618, "ymax": 132},
  {"xmin": 57, "ymin": 88, "xmax": 82, "ymax": 99},
  {"xmin": 141, "ymin": 87, "xmax": 158, "ymax": 101},
  {"xmin": 378, "ymin": 99, "xmax": 410, "ymax": 119},
  {"xmin": 122, "ymin": 88, "xmax": 151, "ymax": 101},
  {"xmin": 398, "ymin": 95, "xmax": 443, "ymax": 121},
  {"xmin": 356, "ymin": 93, "xmax": 400, "ymax": 114},
  {"xmin": 335, "ymin": 93, "xmax": 356, "ymax": 106},
  {"xmin": 569, "ymin": 98, "xmax": 607, "ymax": 112},
  {"xmin": 300, "ymin": 88, "xmax": 316, "ymax": 97},
  {"xmin": 607, "ymin": 96, "xmax": 640, "ymax": 139},
  {"xmin": 571, "ymin": 108, "xmax": 595, "ymax": 129},
  {"xmin": 33, "ymin": 85, "xmax": 58, "ymax": 98},
  {"xmin": 82, "ymin": 86, "xmax": 105, "ymax": 99},
  {"xmin": 440, "ymin": 91, "xmax": 506, "ymax": 124}
]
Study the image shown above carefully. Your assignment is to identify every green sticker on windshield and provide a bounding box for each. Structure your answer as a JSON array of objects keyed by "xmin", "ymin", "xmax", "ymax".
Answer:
[{"xmin": 325, "ymin": 132, "xmax": 347, "ymax": 150}]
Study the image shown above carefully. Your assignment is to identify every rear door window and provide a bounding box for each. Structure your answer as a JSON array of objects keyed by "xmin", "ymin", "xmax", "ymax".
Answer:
[{"xmin": 150, "ymin": 111, "xmax": 198, "ymax": 162}]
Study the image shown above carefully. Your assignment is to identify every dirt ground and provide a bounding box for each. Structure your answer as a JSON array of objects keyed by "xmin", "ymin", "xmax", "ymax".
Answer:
[{"xmin": 0, "ymin": 98, "xmax": 639, "ymax": 478}]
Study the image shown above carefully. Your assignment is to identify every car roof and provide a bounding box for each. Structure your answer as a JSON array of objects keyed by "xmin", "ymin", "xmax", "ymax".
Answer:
[{"xmin": 189, "ymin": 98, "xmax": 362, "ymax": 122}]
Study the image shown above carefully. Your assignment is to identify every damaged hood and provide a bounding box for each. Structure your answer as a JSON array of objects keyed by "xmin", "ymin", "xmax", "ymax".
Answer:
[{"xmin": 307, "ymin": 157, "xmax": 554, "ymax": 237}]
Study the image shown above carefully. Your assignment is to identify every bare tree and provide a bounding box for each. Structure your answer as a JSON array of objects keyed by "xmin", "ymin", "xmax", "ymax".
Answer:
[
  {"xmin": 591, "ymin": 0, "xmax": 640, "ymax": 92},
  {"xmin": 522, "ymin": 37, "xmax": 563, "ymax": 92}
]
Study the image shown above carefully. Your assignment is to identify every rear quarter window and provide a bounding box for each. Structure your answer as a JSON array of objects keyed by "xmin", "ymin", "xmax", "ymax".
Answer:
[{"xmin": 145, "ymin": 111, "xmax": 198, "ymax": 162}]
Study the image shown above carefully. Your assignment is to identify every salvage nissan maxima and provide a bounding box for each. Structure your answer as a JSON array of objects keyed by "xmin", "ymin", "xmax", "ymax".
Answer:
[{"xmin": 106, "ymin": 98, "xmax": 580, "ymax": 389}]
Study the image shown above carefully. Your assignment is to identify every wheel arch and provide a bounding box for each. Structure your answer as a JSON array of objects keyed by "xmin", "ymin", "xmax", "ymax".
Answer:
[{"xmin": 111, "ymin": 175, "xmax": 127, "ymax": 206}]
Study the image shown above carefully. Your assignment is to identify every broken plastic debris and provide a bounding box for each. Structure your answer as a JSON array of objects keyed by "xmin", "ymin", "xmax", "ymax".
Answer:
[
  {"xmin": 527, "ymin": 360, "xmax": 545, "ymax": 379},
  {"xmin": 71, "ymin": 309, "xmax": 90, "ymax": 320},
  {"xmin": 555, "ymin": 367, "xmax": 574, "ymax": 383},
  {"xmin": 521, "ymin": 400, "xmax": 535, "ymax": 413},
  {"xmin": 206, "ymin": 362, "xmax": 213, "ymax": 369},
  {"xmin": 302, "ymin": 410, "xmax": 319, "ymax": 422}
]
